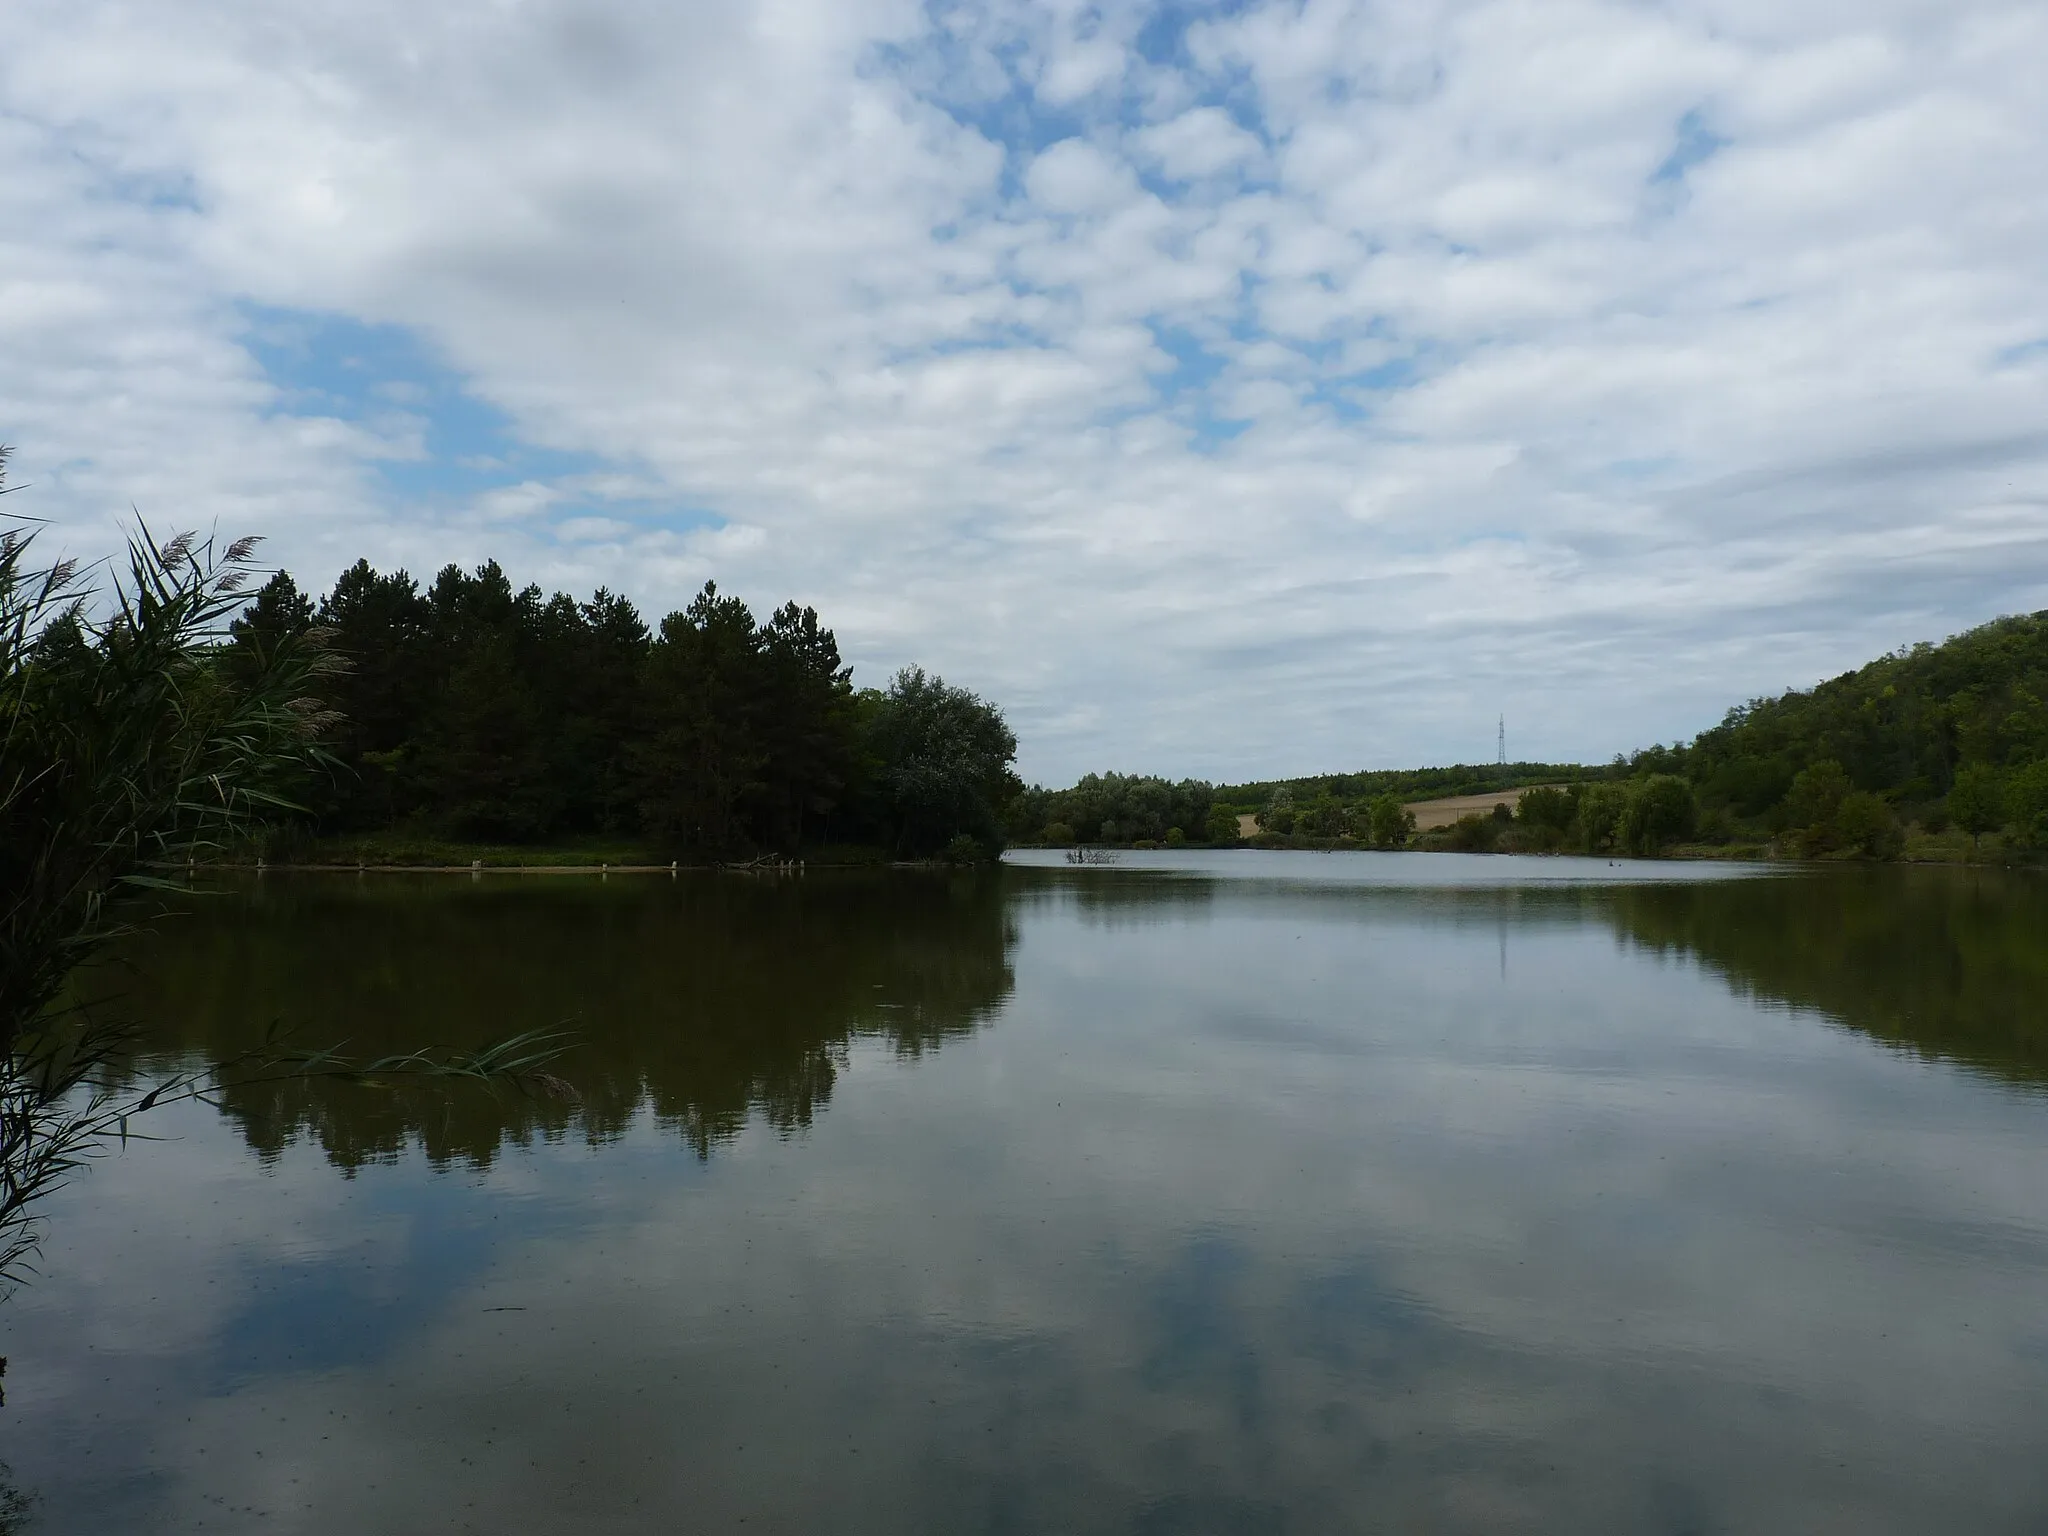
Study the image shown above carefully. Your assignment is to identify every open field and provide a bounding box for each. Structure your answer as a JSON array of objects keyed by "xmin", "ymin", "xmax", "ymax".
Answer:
[
  {"xmin": 1237, "ymin": 784, "xmax": 1562, "ymax": 838},
  {"xmin": 1403, "ymin": 786, "xmax": 1559, "ymax": 829}
]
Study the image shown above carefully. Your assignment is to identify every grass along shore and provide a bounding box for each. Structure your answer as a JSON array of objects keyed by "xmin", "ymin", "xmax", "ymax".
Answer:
[
  {"xmin": 187, "ymin": 833, "xmax": 898, "ymax": 871},
  {"xmin": 1014, "ymin": 823, "xmax": 2037, "ymax": 866},
  {"xmin": 210, "ymin": 818, "xmax": 2041, "ymax": 873}
]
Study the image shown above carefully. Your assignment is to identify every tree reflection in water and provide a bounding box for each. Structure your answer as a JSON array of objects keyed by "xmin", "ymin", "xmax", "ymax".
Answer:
[
  {"xmin": 92, "ymin": 869, "xmax": 1016, "ymax": 1170},
  {"xmin": 0, "ymin": 1465, "xmax": 29, "ymax": 1533},
  {"xmin": 1601, "ymin": 867, "xmax": 2048, "ymax": 1087},
  {"xmin": 7, "ymin": 860, "xmax": 2048, "ymax": 1531},
  {"xmin": 69, "ymin": 862, "xmax": 2048, "ymax": 1180},
  {"xmin": 1009, "ymin": 860, "xmax": 2048, "ymax": 1090}
]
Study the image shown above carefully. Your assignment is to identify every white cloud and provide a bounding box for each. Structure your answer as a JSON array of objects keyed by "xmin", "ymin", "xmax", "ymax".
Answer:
[
  {"xmin": 1134, "ymin": 106, "xmax": 1264, "ymax": 181},
  {"xmin": 1037, "ymin": 38, "xmax": 1128, "ymax": 105},
  {"xmin": 1024, "ymin": 137, "xmax": 1139, "ymax": 216},
  {"xmin": 1, "ymin": 0, "xmax": 2045, "ymax": 782}
]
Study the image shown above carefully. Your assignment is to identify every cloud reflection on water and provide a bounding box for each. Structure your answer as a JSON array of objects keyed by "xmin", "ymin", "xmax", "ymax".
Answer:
[{"xmin": 7, "ymin": 857, "xmax": 2048, "ymax": 1531}]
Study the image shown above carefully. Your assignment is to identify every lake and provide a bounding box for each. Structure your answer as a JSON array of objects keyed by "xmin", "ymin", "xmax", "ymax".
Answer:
[{"xmin": 8, "ymin": 851, "xmax": 2048, "ymax": 1532}]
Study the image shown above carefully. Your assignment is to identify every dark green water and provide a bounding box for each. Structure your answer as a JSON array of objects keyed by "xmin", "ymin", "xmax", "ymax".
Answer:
[{"xmin": 8, "ymin": 852, "xmax": 2048, "ymax": 1532}]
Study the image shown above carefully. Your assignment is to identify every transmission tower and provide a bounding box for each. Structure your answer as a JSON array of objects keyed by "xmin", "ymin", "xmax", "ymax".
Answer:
[{"xmin": 1497, "ymin": 715, "xmax": 1505, "ymax": 766}]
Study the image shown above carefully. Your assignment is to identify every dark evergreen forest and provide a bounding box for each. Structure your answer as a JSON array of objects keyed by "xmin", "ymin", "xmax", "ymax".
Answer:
[{"xmin": 229, "ymin": 559, "xmax": 1018, "ymax": 860}]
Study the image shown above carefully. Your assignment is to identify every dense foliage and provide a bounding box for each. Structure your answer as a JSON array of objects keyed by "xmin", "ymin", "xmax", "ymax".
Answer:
[
  {"xmin": 1621, "ymin": 610, "xmax": 2048, "ymax": 854},
  {"xmin": 1006, "ymin": 764, "xmax": 1587, "ymax": 849},
  {"xmin": 236, "ymin": 559, "xmax": 1016, "ymax": 860},
  {"xmin": 1019, "ymin": 611, "xmax": 2048, "ymax": 862},
  {"xmin": 1005, "ymin": 773, "xmax": 1218, "ymax": 847},
  {"xmin": 0, "ymin": 472, "xmax": 559, "ymax": 1286},
  {"xmin": 2, "ymin": 520, "xmax": 337, "ymax": 1047},
  {"xmin": 3, "ymin": 512, "xmax": 344, "ymax": 1282},
  {"xmin": 1216, "ymin": 761, "xmax": 1586, "ymax": 808}
]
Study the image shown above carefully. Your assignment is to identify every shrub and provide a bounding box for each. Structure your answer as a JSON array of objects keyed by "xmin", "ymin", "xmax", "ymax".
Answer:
[
  {"xmin": 1695, "ymin": 805, "xmax": 1736, "ymax": 844},
  {"xmin": 1516, "ymin": 785, "xmax": 1575, "ymax": 831},
  {"xmin": 1948, "ymin": 763, "xmax": 2005, "ymax": 847},
  {"xmin": 1446, "ymin": 813, "xmax": 1500, "ymax": 852},
  {"xmin": 1784, "ymin": 760, "xmax": 1851, "ymax": 834},
  {"xmin": 1365, "ymin": 793, "xmax": 1414, "ymax": 848},
  {"xmin": 1164, "ymin": 826, "xmax": 1186, "ymax": 847},
  {"xmin": 2003, "ymin": 760, "xmax": 2048, "ymax": 848},
  {"xmin": 1041, "ymin": 821, "xmax": 1075, "ymax": 845},
  {"xmin": 1577, "ymin": 782, "xmax": 1629, "ymax": 852},
  {"xmin": 1620, "ymin": 775, "xmax": 1696, "ymax": 854},
  {"xmin": 1835, "ymin": 791, "xmax": 1903, "ymax": 859},
  {"xmin": 1499, "ymin": 822, "xmax": 1564, "ymax": 854},
  {"xmin": 1295, "ymin": 794, "xmax": 1348, "ymax": 837}
]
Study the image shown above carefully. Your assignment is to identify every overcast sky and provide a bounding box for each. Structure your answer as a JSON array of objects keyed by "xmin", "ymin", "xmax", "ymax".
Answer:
[{"xmin": 4, "ymin": 0, "xmax": 2045, "ymax": 783}]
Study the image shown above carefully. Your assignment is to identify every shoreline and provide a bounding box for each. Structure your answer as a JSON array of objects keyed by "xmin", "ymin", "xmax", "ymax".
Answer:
[
  {"xmin": 159, "ymin": 843, "xmax": 2037, "ymax": 875},
  {"xmin": 151, "ymin": 858, "xmax": 957, "ymax": 875},
  {"xmin": 1007, "ymin": 841, "xmax": 2036, "ymax": 871}
]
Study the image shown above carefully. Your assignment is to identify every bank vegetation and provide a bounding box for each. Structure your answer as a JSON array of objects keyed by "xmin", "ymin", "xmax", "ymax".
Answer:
[{"xmin": 1009, "ymin": 611, "xmax": 2048, "ymax": 863}]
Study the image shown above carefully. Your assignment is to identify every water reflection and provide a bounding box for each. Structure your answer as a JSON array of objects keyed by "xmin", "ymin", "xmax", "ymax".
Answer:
[
  {"xmin": 0, "ymin": 1467, "xmax": 29, "ymax": 1535},
  {"xmin": 1603, "ymin": 866, "xmax": 2048, "ymax": 1085},
  {"xmin": 12, "ymin": 858, "xmax": 2048, "ymax": 1534},
  {"xmin": 97, "ymin": 869, "xmax": 1014, "ymax": 1167},
  {"xmin": 1011, "ymin": 858, "xmax": 2048, "ymax": 1088},
  {"xmin": 91, "ymin": 863, "xmax": 2048, "ymax": 1176}
]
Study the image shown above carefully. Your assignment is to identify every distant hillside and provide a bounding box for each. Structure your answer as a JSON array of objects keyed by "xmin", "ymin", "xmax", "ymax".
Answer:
[
  {"xmin": 1632, "ymin": 611, "xmax": 2048, "ymax": 822},
  {"xmin": 1212, "ymin": 761, "xmax": 1585, "ymax": 808},
  {"xmin": 1215, "ymin": 612, "xmax": 2048, "ymax": 855},
  {"xmin": 1004, "ymin": 762, "xmax": 1588, "ymax": 847},
  {"xmin": 1009, "ymin": 611, "xmax": 2048, "ymax": 858}
]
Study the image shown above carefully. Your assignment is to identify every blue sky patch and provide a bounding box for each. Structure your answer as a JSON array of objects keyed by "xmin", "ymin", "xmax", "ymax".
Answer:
[
  {"xmin": 238, "ymin": 306, "xmax": 723, "ymax": 539},
  {"xmin": 1147, "ymin": 322, "xmax": 1230, "ymax": 401},
  {"xmin": 1651, "ymin": 108, "xmax": 1727, "ymax": 186}
]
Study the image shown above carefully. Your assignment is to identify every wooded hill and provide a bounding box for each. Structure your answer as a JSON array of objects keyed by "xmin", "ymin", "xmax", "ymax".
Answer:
[
  {"xmin": 1630, "ymin": 610, "xmax": 2048, "ymax": 847},
  {"xmin": 1011, "ymin": 610, "xmax": 2048, "ymax": 858},
  {"xmin": 1213, "ymin": 761, "xmax": 1586, "ymax": 807}
]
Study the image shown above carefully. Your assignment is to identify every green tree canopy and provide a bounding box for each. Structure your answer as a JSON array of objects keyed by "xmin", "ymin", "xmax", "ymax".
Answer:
[
  {"xmin": 863, "ymin": 667, "xmax": 1018, "ymax": 858},
  {"xmin": 1009, "ymin": 772, "xmax": 1213, "ymax": 846},
  {"xmin": 1366, "ymin": 793, "xmax": 1414, "ymax": 848},
  {"xmin": 1619, "ymin": 775, "xmax": 1697, "ymax": 854},
  {"xmin": 1948, "ymin": 762, "xmax": 2005, "ymax": 846},
  {"xmin": 206, "ymin": 553, "xmax": 984, "ymax": 859}
]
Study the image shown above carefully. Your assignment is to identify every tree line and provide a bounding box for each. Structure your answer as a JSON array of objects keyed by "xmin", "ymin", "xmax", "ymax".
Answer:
[
  {"xmin": 1620, "ymin": 610, "xmax": 2048, "ymax": 856},
  {"xmin": 1, "ymin": 456, "xmax": 1016, "ymax": 1294},
  {"xmin": 1002, "ymin": 764, "xmax": 1594, "ymax": 850},
  {"xmin": 1010, "ymin": 610, "xmax": 2048, "ymax": 860},
  {"xmin": 1004, "ymin": 773, "xmax": 1229, "ymax": 847},
  {"xmin": 230, "ymin": 558, "xmax": 1018, "ymax": 860}
]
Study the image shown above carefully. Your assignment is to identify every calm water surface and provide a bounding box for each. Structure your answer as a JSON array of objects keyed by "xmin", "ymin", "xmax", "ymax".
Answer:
[{"xmin": 8, "ymin": 852, "xmax": 2048, "ymax": 1532}]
